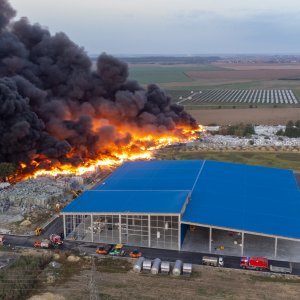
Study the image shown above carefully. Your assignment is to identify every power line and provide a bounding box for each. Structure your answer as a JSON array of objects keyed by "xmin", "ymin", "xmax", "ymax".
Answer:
[{"xmin": 89, "ymin": 256, "xmax": 99, "ymax": 300}]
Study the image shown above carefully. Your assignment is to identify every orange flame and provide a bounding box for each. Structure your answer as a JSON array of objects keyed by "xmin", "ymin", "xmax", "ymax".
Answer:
[{"xmin": 20, "ymin": 125, "xmax": 203, "ymax": 179}]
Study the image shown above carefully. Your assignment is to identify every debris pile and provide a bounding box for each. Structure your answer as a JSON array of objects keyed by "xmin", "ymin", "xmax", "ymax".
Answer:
[
  {"xmin": 189, "ymin": 125, "xmax": 300, "ymax": 150},
  {"xmin": 0, "ymin": 177, "xmax": 72, "ymax": 208}
]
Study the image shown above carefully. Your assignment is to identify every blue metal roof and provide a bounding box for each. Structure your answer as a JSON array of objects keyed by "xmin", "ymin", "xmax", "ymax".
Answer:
[
  {"xmin": 182, "ymin": 160, "xmax": 300, "ymax": 239},
  {"xmin": 62, "ymin": 190, "xmax": 189, "ymax": 214},
  {"xmin": 93, "ymin": 160, "xmax": 203, "ymax": 191},
  {"xmin": 62, "ymin": 159, "xmax": 300, "ymax": 239}
]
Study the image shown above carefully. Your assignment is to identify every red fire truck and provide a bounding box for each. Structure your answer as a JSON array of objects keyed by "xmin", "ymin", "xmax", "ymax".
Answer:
[
  {"xmin": 240, "ymin": 256, "xmax": 269, "ymax": 271},
  {"xmin": 49, "ymin": 234, "xmax": 63, "ymax": 247}
]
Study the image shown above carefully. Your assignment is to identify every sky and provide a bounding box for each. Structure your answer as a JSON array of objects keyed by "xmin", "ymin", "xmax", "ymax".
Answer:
[{"xmin": 9, "ymin": 0, "xmax": 300, "ymax": 55}]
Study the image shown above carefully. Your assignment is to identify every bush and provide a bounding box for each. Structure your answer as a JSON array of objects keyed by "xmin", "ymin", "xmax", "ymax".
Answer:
[
  {"xmin": 281, "ymin": 120, "xmax": 300, "ymax": 138},
  {"xmin": 276, "ymin": 129, "xmax": 284, "ymax": 136},
  {"xmin": 217, "ymin": 123, "xmax": 255, "ymax": 137},
  {"xmin": 0, "ymin": 255, "xmax": 51, "ymax": 300}
]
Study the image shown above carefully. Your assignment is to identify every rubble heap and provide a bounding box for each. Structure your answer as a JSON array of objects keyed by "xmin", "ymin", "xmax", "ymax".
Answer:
[{"xmin": 0, "ymin": 177, "xmax": 71, "ymax": 208}]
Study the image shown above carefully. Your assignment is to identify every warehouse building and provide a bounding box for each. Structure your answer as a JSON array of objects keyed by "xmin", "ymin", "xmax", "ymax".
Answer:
[{"xmin": 61, "ymin": 160, "xmax": 300, "ymax": 259}]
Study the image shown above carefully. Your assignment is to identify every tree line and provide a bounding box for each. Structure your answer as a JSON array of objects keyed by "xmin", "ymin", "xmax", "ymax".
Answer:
[{"xmin": 277, "ymin": 120, "xmax": 300, "ymax": 138}]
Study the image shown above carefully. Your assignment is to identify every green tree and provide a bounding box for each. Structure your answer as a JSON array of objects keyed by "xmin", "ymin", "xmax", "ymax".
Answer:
[{"xmin": 0, "ymin": 163, "xmax": 17, "ymax": 182}]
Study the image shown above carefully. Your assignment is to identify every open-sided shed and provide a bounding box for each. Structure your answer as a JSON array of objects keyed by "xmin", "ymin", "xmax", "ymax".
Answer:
[{"xmin": 61, "ymin": 160, "xmax": 300, "ymax": 257}]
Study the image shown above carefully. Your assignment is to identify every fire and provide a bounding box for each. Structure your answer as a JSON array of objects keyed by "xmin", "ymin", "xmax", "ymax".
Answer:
[{"xmin": 19, "ymin": 125, "xmax": 203, "ymax": 179}]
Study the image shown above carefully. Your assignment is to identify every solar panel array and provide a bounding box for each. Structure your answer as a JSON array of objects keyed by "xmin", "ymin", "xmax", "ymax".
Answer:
[{"xmin": 178, "ymin": 89, "xmax": 299, "ymax": 105}]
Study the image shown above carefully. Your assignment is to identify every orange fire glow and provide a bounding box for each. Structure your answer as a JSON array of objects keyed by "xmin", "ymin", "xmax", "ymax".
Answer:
[{"xmin": 19, "ymin": 125, "xmax": 203, "ymax": 179}]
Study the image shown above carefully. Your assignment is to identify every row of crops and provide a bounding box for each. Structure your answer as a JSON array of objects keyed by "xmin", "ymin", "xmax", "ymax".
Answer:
[{"xmin": 176, "ymin": 89, "xmax": 299, "ymax": 105}]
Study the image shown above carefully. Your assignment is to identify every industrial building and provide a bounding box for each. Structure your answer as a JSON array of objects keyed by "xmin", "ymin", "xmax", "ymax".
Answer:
[{"xmin": 61, "ymin": 160, "xmax": 300, "ymax": 259}]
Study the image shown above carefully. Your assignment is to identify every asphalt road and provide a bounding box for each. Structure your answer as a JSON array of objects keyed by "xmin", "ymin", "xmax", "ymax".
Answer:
[{"xmin": 4, "ymin": 217, "xmax": 300, "ymax": 276}]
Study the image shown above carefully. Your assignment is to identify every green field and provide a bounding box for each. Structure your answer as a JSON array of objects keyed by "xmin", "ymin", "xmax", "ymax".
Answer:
[
  {"xmin": 129, "ymin": 64, "xmax": 300, "ymax": 109},
  {"xmin": 129, "ymin": 65, "xmax": 226, "ymax": 84},
  {"xmin": 156, "ymin": 151, "xmax": 300, "ymax": 171}
]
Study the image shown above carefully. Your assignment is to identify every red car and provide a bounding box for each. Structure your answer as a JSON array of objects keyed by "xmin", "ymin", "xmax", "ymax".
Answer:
[
  {"xmin": 240, "ymin": 256, "xmax": 268, "ymax": 271},
  {"xmin": 96, "ymin": 244, "xmax": 112, "ymax": 255},
  {"xmin": 129, "ymin": 249, "xmax": 142, "ymax": 258}
]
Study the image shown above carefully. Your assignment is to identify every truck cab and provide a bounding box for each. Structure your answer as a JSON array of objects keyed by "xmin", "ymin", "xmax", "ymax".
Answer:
[{"xmin": 240, "ymin": 256, "xmax": 268, "ymax": 271}]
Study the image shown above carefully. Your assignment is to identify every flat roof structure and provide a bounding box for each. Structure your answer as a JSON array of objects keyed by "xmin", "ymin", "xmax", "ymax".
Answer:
[
  {"xmin": 182, "ymin": 160, "xmax": 300, "ymax": 239},
  {"xmin": 92, "ymin": 160, "xmax": 203, "ymax": 191},
  {"xmin": 62, "ymin": 190, "xmax": 190, "ymax": 214},
  {"xmin": 62, "ymin": 160, "xmax": 300, "ymax": 243}
]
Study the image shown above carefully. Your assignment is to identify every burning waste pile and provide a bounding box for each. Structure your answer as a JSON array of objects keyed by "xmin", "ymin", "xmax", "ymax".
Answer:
[{"xmin": 0, "ymin": 0, "xmax": 199, "ymax": 179}]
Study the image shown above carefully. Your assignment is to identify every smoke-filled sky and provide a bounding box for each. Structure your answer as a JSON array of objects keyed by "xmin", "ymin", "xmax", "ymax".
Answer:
[
  {"xmin": 0, "ymin": 0, "xmax": 196, "ymax": 170},
  {"xmin": 9, "ymin": 0, "xmax": 300, "ymax": 55}
]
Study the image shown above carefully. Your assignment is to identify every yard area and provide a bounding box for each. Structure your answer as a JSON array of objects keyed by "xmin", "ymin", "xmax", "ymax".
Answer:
[{"xmin": 32, "ymin": 259, "xmax": 300, "ymax": 300}]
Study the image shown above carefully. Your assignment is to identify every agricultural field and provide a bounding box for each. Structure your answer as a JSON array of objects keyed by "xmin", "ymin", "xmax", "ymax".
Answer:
[
  {"xmin": 129, "ymin": 62, "xmax": 300, "ymax": 124},
  {"xmin": 177, "ymin": 89, "xmax": 299, "ymax": 106},
  {"xmin": 186, "ymin": 69, "xmax": 300, "ymax": 81},
  {"xmin": 188, "ymin": 108, "xmax": 300, "ymax": 125},
  {"xmin": 128, "ymin": 64, "xmax": 226, "ymax": 85}
]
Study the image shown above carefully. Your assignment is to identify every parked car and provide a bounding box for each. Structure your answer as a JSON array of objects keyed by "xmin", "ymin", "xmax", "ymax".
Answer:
[
  {"xmin": 129, "ymin": 249, "xmax": 142, "ymax": 258},
  {"xmin": 96, "ymin": 244, "xmax": 112, "ymax": 255},
  {"xmin": 109, "ymin": 244, "xmax": 125, "ymax": 256}
]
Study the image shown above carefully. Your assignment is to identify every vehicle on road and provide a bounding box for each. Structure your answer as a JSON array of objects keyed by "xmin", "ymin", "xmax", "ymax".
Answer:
[
  {"xmin": 240, "ymin": 256, "xmax": 268, "ymax": 271},
  {"xmin": 35, "ymin": 227, "xmax": 43, "ymax": 236},
  {"xmin": 34, "ymin": 239, "xmax": 52, "ymax": 249},
  {"xmin": 0, "ymin": 235, "xmax": 6, "ymax": 246},
  {"xmin": 96, "ymin": 244, "xmax": 112, "ymax": 255},
  {"xmin": 49, "ymin": 234, "xmax": 63, "ymax": 247},
  {"xmin": 109, "ymin": 244, "xmax": 125, "ymax": 256},
  {"xmin": 270, "ymin": 262, "xmax": 292, "ymax": 274},
  {"xmin": 202, "ymin": 256, "xmax": 224, "ymax": 267},
  {"xmin": 129, "ymin": 249, "xmax": 142, "ymax": 258}
]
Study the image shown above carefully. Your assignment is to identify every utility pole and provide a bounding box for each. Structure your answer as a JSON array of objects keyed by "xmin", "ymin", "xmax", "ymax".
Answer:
[{"xmin": 89, "ymin": 257, "xmax": 99, "ymax": 300}]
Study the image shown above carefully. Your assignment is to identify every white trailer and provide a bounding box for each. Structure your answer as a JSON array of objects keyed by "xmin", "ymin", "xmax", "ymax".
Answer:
[{"xmin": 270, "ymin": 263, "xmax": 292, "ymax": 274}]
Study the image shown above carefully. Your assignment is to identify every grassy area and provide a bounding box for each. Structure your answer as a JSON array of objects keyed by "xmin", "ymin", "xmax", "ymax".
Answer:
[
  {"xmin": 96, "ymin": 257, "xmax": 132, "ymax": 273},
  {"xmin": 156, "ymin": 151, "xmax": 300, "ymax": 171},
  {"xmin": 0, "ymin": 255, "xmax": 51, "ymax": 300},
  {"xmin": 129, "ymin": 66, "xmax": 192, "ymax": 84},
  {"xmin": 249, "ymin": 274, "xmax": 300, "ymax": 284},
  {"xmin": 165, "ymin": 80, "xmax": 264, "ymax": 91},
  {"xmin": 129, "ymin": 65, "xmax": 227, "ymax": 84}
]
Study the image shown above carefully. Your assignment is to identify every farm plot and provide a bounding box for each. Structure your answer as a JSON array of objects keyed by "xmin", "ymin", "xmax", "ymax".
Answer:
[{"xmin": 177, "ymin": 89, "xmax": 299, "ymax": 105}]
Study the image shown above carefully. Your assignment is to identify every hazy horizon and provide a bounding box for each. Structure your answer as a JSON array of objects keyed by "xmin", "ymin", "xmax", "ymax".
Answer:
[{"xmin": 9, "ymin": 0, "xmax": 300, "ymax": 56}]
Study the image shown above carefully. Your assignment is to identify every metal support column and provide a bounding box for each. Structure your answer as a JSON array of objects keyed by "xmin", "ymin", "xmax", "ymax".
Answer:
[
  {"xmin": 274, "ymin": 237, "xmax": 278, "ymax": 258},
  {"xmin": 241, "ymin": 232, "xmax": 244, "ymax": 256},
  {"xmin": 148, "ymin": 215, "xmax": 151, "ymax": 248},
  {"xmin": 91, "ymin": 214, "xmax": 93, "ymax": 243},
  {"xmin": 178, "ymin": 217, "xmax": 181, "ymax": 251},
  {"xmin": 119, "ymin": 214, "xmax": 122, "ymax": 244},
  {"xmin": 73, "ymin": 215, "xmax": 76, "ymax": 232},
  {"xmin": 209, "ymin": 227, "xmax": 212, "ymax": 253},
  {"xmin": 63, "ymin": 214, "xmax": 66, "ymax": 239},
  {"xmin": 126, "ymin": 214, "xmax": 128, "ymax": 244}
]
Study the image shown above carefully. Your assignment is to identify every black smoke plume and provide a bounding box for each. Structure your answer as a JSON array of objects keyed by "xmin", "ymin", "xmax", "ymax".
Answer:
[{"xmin": 0, "ymin": 0, "xmax": 197, "ymax": 169}]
